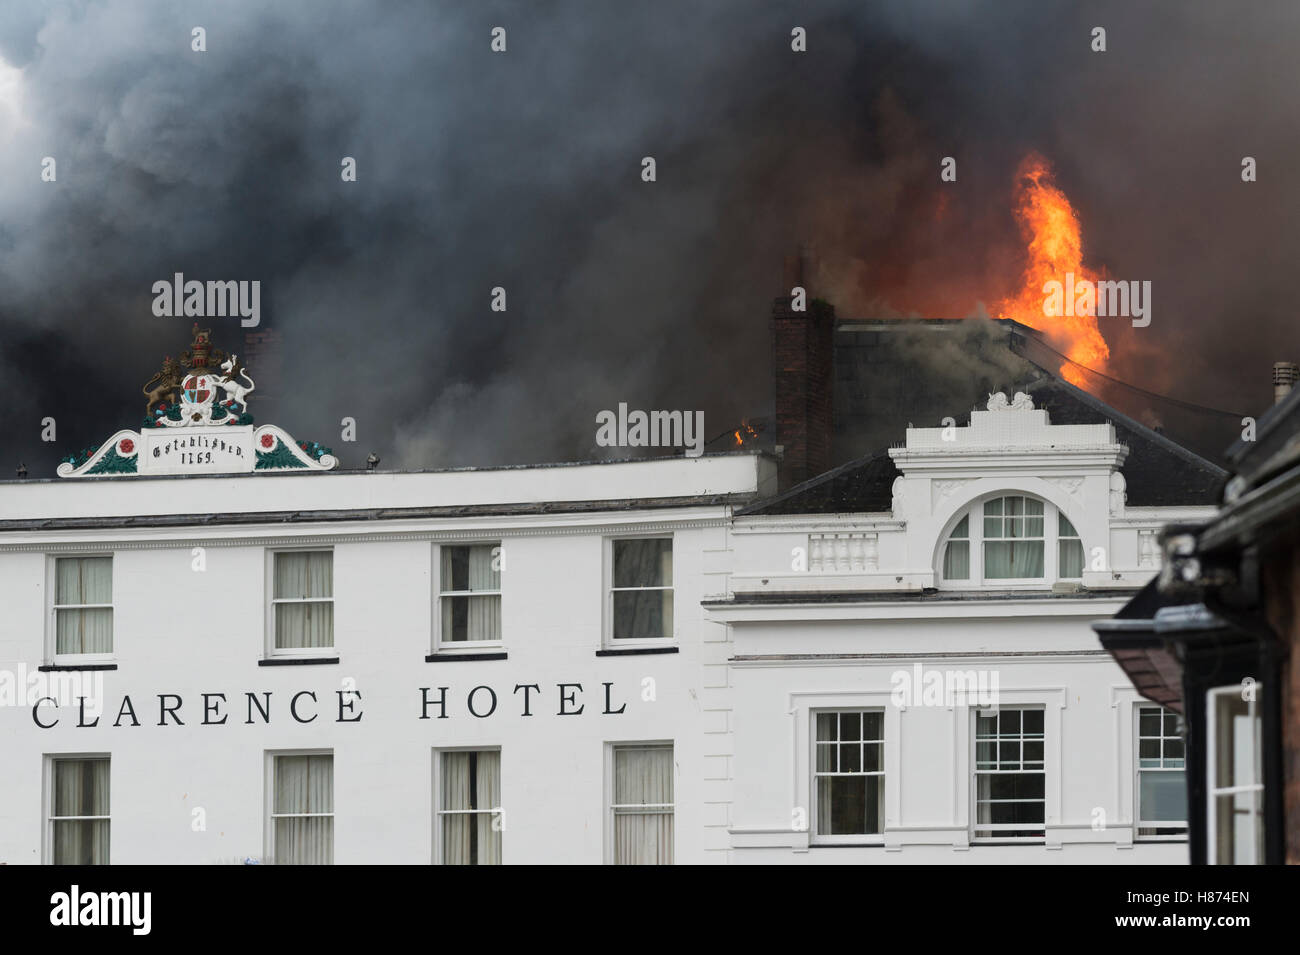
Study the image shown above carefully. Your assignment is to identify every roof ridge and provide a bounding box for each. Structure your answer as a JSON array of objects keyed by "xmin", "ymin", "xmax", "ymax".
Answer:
[{"xmin": 1026, "ymin": 376, "xmax": 1227, "ymax": 479}]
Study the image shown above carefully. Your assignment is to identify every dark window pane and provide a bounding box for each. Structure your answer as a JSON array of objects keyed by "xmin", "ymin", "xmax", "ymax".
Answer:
[
  {"xmin": 816, "ymin": 743, "xmax": 834, "ymax": 773},
  {"xmin": 612, "ymin": 590, "xmax": 673, "ymax": 640},
  {"xmin": 1140, "ymin": 771, "xmax": 1187, "ymax": 822},
  {"xmin": 840, "ymin": 712, "xmax": 861, "ymax": 741},
  {"xmin": 822, "ymin": 744, "xmax": 836, "ymax": 773},
  {"xmin": 1022, "ymin": 710, "xmax": 1044, "ymax": 735},
  {"xmin": 816, "ymin": 712, "xmax": 837, "ymax": 742},
  {"xmin": 987, "ymin": 773, "xmax": 1045, "ymax": 800},
  {"xmin": 840, "ymin": 743, "xmax": 861, "ymax": 773},
  {"xmin": 613, "ymin": 538, "xmax": 672, "ymax": 588},
  {"xmin": 862, "ymin": 742, "xmax": 882, "ymax": 772},
  {"xmin": 862, "ymin": 712, "xmax": 883, "ymax": 741},
  {"xmin": 817, "ymin": 776, "xmax": 882, "ymax": 836}
]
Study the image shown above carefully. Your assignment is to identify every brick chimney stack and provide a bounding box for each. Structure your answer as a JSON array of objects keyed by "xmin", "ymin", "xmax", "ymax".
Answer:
[{"xmin": 772, "ymin": 246, "xmax": 834, "ymax": 489}]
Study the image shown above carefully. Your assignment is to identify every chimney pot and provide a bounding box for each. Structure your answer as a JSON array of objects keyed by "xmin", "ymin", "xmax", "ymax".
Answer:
[{"xmin": 1273, "ymin": 361, "xmax": 1298, "ymax": 405}]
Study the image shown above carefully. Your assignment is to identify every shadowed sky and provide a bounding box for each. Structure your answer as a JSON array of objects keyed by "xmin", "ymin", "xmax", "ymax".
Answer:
[{"xmin": 0, "ymin": 0, "xmax": 1296, "ymax": 475}]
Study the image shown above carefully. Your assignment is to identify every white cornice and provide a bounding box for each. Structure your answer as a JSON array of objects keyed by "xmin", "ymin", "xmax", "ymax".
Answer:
[
  {"xmin": 730, "ymin": 517, "xmax": 902, "ymax": 534},
  {"xmin": 705, "ymin": 595, "xmax": 1130, "ymax": 622},
  {"xmin": 0, "ymin": 513, "xmax": 730, "ymax": 553},
  {"xmin": 890, "ymin": 448, "xmax": 1127, "ymax": 471}
]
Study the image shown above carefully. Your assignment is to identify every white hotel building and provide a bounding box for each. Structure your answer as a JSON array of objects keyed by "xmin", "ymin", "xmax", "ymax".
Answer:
[
  {"xmin": 0, "ymin": 453, "xmax": 772, "ymax": 865},
  {"xmin": 0, "ymin": 378, "xmax": 1223, "ymax": 864}
]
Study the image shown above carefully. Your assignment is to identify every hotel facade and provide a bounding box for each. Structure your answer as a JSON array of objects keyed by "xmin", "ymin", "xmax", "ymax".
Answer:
[{"xmin": 0, "ymin": 392, "xmax": 1227, "ymax": 864}]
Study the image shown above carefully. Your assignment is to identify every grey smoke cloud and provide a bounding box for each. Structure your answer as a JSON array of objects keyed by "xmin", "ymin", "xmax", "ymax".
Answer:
[{"xmin": 0, "ymin": 0, "xmax": 1295, "ymax": 474}]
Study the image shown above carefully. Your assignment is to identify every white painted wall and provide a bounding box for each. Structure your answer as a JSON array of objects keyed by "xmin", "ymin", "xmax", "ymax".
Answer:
[{"xmin": 720, "ymin": 611, "xmax": 1188, "ymax": 863}]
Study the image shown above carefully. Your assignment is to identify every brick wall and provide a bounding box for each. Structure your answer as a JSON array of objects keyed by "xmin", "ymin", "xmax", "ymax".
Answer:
[{"xmin": 772, "ymin": 297, "xmax": 834, "ymax": 489}]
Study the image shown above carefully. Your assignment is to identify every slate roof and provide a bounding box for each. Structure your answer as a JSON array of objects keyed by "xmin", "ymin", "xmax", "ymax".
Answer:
[{"xmin": 740, "ymin": 373, "xmax": 1226, "ymax": 516}]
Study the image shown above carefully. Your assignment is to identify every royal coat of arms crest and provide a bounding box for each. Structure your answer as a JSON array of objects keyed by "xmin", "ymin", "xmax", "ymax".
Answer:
[{"xmin": 59, "ymin": 323, "xmax": 336, "ymax": 478}]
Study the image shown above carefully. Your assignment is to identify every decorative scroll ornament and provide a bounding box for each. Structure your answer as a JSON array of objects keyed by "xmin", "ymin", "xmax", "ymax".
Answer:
[
  {"xmin": 59, "ymin": 324, "xmax": 336, "ymax": 478},
  {"xmin": 932, "ymin": 478, "xmax": 975, "ymax": 511}
]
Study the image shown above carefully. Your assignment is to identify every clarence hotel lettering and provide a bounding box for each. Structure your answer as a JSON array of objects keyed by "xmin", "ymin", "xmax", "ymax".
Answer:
[{"xmin": 31, "ymin": 682, "xmax": 629, "ymax": 727}]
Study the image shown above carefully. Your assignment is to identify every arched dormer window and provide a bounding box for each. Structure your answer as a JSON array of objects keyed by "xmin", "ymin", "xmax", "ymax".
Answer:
[{"xmin": 940, "ymin": 494, "xmax": 1085, "ymax": 587}]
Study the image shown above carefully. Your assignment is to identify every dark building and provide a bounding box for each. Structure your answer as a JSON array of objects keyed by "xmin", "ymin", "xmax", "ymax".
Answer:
[{"xmin": 1095, "ymin": 367, "xmax": 1300, "ymax": 864}]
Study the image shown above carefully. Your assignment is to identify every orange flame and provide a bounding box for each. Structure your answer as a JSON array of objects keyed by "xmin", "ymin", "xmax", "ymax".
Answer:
[
  {"xmin": 995, "ymin": 153, "xmax": 1109, "ymax": 387},
  {"xmin": 733, "ymin": 420, "xmax": 759, "ymax": 446}
]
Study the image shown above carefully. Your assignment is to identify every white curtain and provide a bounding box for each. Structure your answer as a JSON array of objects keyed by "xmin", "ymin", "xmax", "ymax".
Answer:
[
  {"xmin": 984, "ymin": 541, "xmax": 1044, "ymax": 578},
  {"xmin": 943, "ymin": 517, "xmax": 970, "ymax": 580},
  {"xmin": 984, "ymin": 498, "xmax": 1045, "ymax": 578},
  {"xmin": 613, "ymin": 746, "xmax": 673, "ymax": 864},
  {"xmin": 52, "ymin": 758, "xmax": 110, "ymax": 864},
  {"xmin": 1058, "ymin": 539, "xmax": 1084, "ymax": 577},
  {"xmin": 55, "ymin": 557, "xmax": 113, "ymax": 654},
  {"xmin": 441, "ymin": 751, "xmax": 501, "ymax": 864},
  {"xmin": 441, "ymin": 546, "xmax": 501, "ymax": 642},
  {"xmin": 274, "ymin": 755, "xmax": 333, "ymax": 864},
  {"xmin": 943, "ymin": 541, "xmax": 970, "ymax": 580},
  {"xmin": 1058, "ymin": 513, "xmax": 1084, "ymax": 577},
  {"xmin": 612, "ymin": 540, "xmax": 673, "ymax": 640},
  {"xmin": 275, "ymin": 553, "xmax": 333, "ymax": 649}
]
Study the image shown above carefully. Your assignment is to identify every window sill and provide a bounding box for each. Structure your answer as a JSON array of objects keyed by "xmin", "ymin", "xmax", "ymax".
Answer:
[
  {"xmin": 595, "ymin": 646, "xmax": 679, "ymax": 657},
  {"xmin": 259, "ymin": 656, "xmax": 340, "ymax": 666},
  {"xmin": 39, "ymin": 662, "xmax": 118, "ymax": 672},
  {"xmin": 425, "ymin": 652, "xmax": 508, "ymax": 662}
]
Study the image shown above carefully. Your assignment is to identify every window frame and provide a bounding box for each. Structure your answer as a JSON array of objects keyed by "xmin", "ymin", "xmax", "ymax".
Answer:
[
  {"xmin": 1206, "ymin": 686, "xmax": 1264, "ymax": 865},
  {"xmin": 810, "ymin": 708, "xmax": 886, "ymax": 846},
  {"xmin": 1134, "ymin": 703, "xmax": 1188, "ymax": 841},
  {"xmin": 264, "ymin": 748, "xmax": 334, "ymax": 865},
  {"xmin": 603, "ymin": 534, "xmax": 675, "ymax": 649},
  {"xmin": 432, "ymin": 746, "xmax": 503, "ymax": 865},
  {"xmin": 44, "ymin": 753, "xmax": 111, "ymax": 865},
  {"xmin": 604, "ymin": 740, "xmax": 675, "ymax": 865},
  {"xmin": 265, "ymin": 547, "xmax": 336, "ymax": 659},
  {"xmin": 47, "ymin": 554, "xmax": 115, "ymax": 666},
  {"xmin": 937, "ymin": 494, "xmax": 1083, "ymax": 589},
  {"xmin": 432, "ymin": 542, "xmax": 504, "ymax": 654},
  {"xmin": 971, "ymin": 705, "xmax": 1047, "ymax": 844}
]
